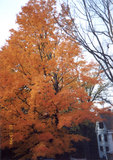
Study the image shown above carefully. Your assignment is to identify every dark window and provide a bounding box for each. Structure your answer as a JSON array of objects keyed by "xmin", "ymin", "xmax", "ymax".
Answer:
[
  {"xmin": 106, "ymin": 146, "xmax": 109, "ymax": 152},
  {"xmin": 99, "ymin": 135, "xmax": 102, "ymax": 141},
  {"xmin": 100, "ymin": 146, "xmax": 103, "ymax": 151},
  {"xmin": 104, "ymin": 134, "xmax": 108, "ymax": 142},
  {"xmin": 99, "ymin": 122, "xmax": 104, "ymax": 129}
]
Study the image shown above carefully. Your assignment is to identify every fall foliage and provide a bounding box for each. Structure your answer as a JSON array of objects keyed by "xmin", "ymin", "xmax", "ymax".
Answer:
[{"xmin": 0, "ymin": 0, "xmax": 103, "ymax": 159}]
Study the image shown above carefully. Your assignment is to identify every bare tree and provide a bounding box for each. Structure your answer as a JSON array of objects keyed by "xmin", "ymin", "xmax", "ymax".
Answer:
[{"xmin": 57, "ymin": 0, "xmax": 113, "ymax": 83}]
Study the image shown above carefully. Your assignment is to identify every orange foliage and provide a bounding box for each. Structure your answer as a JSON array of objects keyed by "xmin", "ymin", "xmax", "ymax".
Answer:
[{"xmin": 0, "ymin": 0, "xmax": 101, "ymax": 159}]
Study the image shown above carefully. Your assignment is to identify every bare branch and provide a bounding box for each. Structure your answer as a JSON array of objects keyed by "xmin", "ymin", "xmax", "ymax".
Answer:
[{"xmin": 58, "ymin": 0, "xmax": 113, "ymax": 82}]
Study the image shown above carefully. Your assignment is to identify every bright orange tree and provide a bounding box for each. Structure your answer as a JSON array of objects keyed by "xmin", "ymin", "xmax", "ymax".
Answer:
[{"xmin": 0, "ymin": 0, "xmax": 101, "ymax": 159}]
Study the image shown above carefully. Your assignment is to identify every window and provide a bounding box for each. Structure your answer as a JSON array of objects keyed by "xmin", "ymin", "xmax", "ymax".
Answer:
[
  {"xmin": 104, "ymin": 134, "xmax": 108, "ymax": 142},
  {"xmin": 100, "ymin": 146, "xmax": 103, "ymax": 151},
  {"xmin": 99, "ymin": 122, "xmax": 104, "ymax": 129},
  {"xmin": 99, "ymin": 134, "xmax": 102, "ymax": 141},
  {"xmin": 106, "ymin": 146, "xmax": 109, "ymax": 152}
]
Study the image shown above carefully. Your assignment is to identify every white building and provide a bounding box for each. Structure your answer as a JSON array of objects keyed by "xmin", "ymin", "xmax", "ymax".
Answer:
[{"xmin": 95, "ymin": 114, "xmax": 113, "ymax": 160}]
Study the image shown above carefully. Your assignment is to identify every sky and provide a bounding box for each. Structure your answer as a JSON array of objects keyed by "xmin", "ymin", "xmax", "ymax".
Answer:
[{"xmin": 0, "ymin": 0, "xmax": 29, "ymax": 48}]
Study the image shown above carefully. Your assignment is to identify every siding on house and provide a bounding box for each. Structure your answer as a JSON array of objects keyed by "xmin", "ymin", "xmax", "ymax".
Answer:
[{"xmin": 95, "ymin": 113, "xmax": 113, "ymax": 159}]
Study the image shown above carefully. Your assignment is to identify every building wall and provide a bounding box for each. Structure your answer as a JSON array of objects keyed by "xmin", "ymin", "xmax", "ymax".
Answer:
[
  {"xmin": 96, "ymin": 122, "xmax": 113, "ymax": 159},
  {"xmin": 108, "ymin": 132, "xmax": 113, "ymax": 153}
]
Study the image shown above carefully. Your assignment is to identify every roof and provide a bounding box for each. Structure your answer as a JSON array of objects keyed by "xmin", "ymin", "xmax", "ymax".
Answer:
[{"xmin": 100, "ymin": 113, "xmax": 113, "ymax": 130}]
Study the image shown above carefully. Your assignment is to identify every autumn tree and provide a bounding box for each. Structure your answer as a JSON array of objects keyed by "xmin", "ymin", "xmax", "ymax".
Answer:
[{"xmin": 0, "ymin": 0, "xmax": 103, "ymax": 159}]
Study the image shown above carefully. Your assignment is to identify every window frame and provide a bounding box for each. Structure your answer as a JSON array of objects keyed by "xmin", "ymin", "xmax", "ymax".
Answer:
[
  {"xmin": 99, "ymin": 134, "xmax": 102, "ymax": 141},
  {"xmin": 106, "ymin": 146, "xmax": 109, "ymax": 152},
  {"xmin": 104, "ymin": 134, "xmax": 108, "ymax": 142},
  {"xmin": 99, "ymin": 122, "xmax": 104, "ymax": 129},
  {"xmin": 100, "ymin": 146, "xmax": 103, "ymax": 152}
]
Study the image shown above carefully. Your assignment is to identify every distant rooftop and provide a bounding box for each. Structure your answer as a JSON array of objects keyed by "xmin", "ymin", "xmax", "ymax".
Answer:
[{"xmin": 100, "ymin": 113, "xmax": 113, "ymax": 130}]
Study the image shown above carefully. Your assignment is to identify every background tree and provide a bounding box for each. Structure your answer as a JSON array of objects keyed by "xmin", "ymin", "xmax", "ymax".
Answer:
[
  {"xmin": 79, "ymin": 63, "xmax": 113, "ymax": 107},
  {"xmin": 70, "ymin": 121, "xmax": 99, "ymax": 159},
  {"xmin": 57, "ymin": 0, "xmax": 113, "ymax": 83},
  {"xmin": 0, "ymin": 0, "xmax": 105, "ymax": 160}
]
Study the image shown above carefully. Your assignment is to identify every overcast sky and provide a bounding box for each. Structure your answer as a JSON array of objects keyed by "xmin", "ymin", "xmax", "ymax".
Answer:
[{"xmin": 0, "ymin": 0, "xmax": 29, "ymax": 48}]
